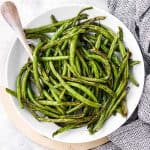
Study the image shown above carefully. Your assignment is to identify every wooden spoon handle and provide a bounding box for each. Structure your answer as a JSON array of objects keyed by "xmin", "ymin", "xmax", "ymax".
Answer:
[
  {"xmin": 1, "ymin": 1, "xmax": 23, "ymax": 32},
  {"xmin": 1, "ymin": 1, "xmax": 33, "ymax": 60}
]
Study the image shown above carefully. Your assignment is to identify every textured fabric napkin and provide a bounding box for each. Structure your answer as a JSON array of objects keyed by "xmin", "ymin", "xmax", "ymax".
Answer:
[{"xmin": 94, "ymin": 0, "xmax": 150, "ymax": 150}]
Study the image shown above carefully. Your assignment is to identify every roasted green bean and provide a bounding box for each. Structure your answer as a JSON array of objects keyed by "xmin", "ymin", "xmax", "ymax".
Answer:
[{"xmin": 6, "ymin": 7, "xmax": 140, "ymax": 137}]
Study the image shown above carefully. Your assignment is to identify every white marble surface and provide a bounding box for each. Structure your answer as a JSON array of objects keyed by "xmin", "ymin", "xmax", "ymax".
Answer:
[{"xmin": 0, "ymin": 0, "xmax": 108, "ymax": 149}]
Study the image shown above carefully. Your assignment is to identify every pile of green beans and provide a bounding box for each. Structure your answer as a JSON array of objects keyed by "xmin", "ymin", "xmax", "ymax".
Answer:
[{"xmin": 6, "ymin": 7, "xmax": 140, "ymax": 136}]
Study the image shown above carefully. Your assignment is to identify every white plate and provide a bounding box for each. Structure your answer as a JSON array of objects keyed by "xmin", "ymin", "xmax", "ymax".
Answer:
[{"xmin": 6, "ymin": 5, "xmax": 145, "ymax": 143}]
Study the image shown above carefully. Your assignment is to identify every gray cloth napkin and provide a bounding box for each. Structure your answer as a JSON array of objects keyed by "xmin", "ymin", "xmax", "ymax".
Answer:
[{"xmin": 94, "ymin": 0, "xmax": 150, "ymax": 150}]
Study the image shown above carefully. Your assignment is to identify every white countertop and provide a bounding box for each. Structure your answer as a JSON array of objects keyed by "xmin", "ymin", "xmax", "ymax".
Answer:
[{"xmin": 0, "ymin": 0, "xmax": 108, "ymax": 149}]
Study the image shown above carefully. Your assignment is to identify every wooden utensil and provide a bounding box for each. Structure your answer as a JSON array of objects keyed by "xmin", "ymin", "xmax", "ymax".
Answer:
[{"xmin": 1, "ymin": 1, "xmax": 33, "ymax": 60}]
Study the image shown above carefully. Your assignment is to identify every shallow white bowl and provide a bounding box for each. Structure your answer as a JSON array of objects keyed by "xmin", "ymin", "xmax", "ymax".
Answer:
[{"xmin": 6, "ymin": 5, "xmax": 145, "ymax": 143}]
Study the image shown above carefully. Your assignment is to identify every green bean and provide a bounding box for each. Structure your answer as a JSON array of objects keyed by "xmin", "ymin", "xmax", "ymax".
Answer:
[
  {"xmin": 25, "ymin": 26, "xmax": 56, "ymax": 34},
  {"xmin": 95, "ymin": 87, "xmax": 99, "ymax": 99},
  {"xmin": 100, "ymin": 24, "xmax": 116, "ymax": 38},
  {"xmin": 35, "ymin": 96, "xmax": 45, "ymax": 100},
  {"xmin": 68, "ymin": 70, "xmax": 108, "ymax": 84},
  {"xmin": 49, "ymin": 88, "xmax": 62, "ymax": 103},
  {"xmin": 43, "ymin": 79, "xmax": 65, "ymax": 114},
  {"xmin": 6, "ymin": 88, "xmax": 17, "ymax": 97},
  {"xmin": 111, "ymin": 63, "xmax": 118, "ymax": 80},
  {"xmin": 94, "ymin": 61, "xmax": 103, "ymax": 77},
  {"xmin": 108, "ymin": 90, "xmax": 127, "ymax": 117},
  {"xmin": 120, "ymin": 99, "xmax": 128, "ymax": 116},
  {"xmin": 38, "ymin": 101, "xmax": 80, "ymax": 106},
  {"xmin": 43, "ymin": 28, "xmax": 85, "ymax": 49},
  {"xmin": 27, "ymin": 104, "xmax": 40, "ymax": 119},
  {"xmin": 66, "ymin": 103, "xmax": 84, "ymax": 114},
  {"xmin": 44, "ymin": 23, "xmax": 71, "ymax": 73},
  {"xmin": 41, "ymin": 77, "xmax": 60, "ymax": 95},
  {"xmin": 113, "ymin": 53, "xmax": 129, "ymax": 90},
  {"xmin": 100, "ymin": 44, "xmax": 121, "ymax": 66},
  {"xmin": 129, "ymin": 72, "xmax": 139, "ymax": 86},
  {"xmin": 76, "ymin": 50, "xmax": 89, "ymax": 74},
  {"xmin": 72, "ymin": 7, "xmax": 93, "ymax": 26},
  {"xmin": 40, "ymin": 64, "xmax": 49, "ymax": 81},
  {"xmin": 103, "ymin": 39, "xmax": 109, "ymax": 46},
  {"xmin": 75, "ymin": 56, "xmax": 81, "ymax": 74},
  {"xmin": 118, "ymin": 27, "xmax": 123, "ymax": 41},
  {"xmin": 62, "ymin": 76, "xmax": 115, "ymax": 96},
  {"xmin": 38, "ymin": 116, "xmax": 92, "ymax": 123},
  {"xmin": 90, "ymin": 60, "xmax": 100, "ymax": 98},
  {"xmin": 83, "ymin": 106, "xmax": 90, "ymax": 116},
  {"xmin": 77, "ymin": 7, "xmax": 93, "ymax": 15},
  {"xmin": 27, "ymin": 84, "xmax": 60, "ymax": 114},
  {"xmin": 61, "ymin": 40, "xmax": 68, "ymax": 51},
  {"xmin": 25, "ymin": 14, "xmax": 88, "ymax": 34},
  {"xmin": 59, "ymin": 89, "xmax": 66, "ymax": 99},
  {"xmin": 39, "ymin": 56, "xmax": 69, "ymax": 61},
  {"xmin": 97, "ymin": 84, "xmax": 115, "ymax": 97},
  {"xmin": 49, "ymin": 61, "xmax": 101, "ymax": 108},
  {"xmin": 64, "ymin": 114, "xmax": 85, "ymax": 119},
  {"xmin": 33, "ymin": 42, "xmax": 44, "ymax": 94},
  {"xmin": 49, "ymin": 76, "xmax": 58, "ymax": 85},
  {"xmin": 30, "ymin": 102, "xmax": 84, "ymax": 119},
  {"xmin": 116, "ymin": 106, "xmax": 123, "ymax": 115},
  {"xmin": 108, "ymin": 34, "xmax": 118, "ymax": 59},
  {"xmin": 16, "ymin": 63, "xmax": 30, "ymax": 108},
  {"xmin": 82, "ymin": 16, "xmax": 106, "ymax": 25},
  {"xmin": 43, "ymin": 90, "xmax": 53, "ymax": 101},
  {"xmin": 66, "ymin": 63, "xmax": 77, "ymax": 76},
  {"xmin": 67, "ymin": 67, "xmax": 71, "ymax": 77},
  {"xmin": 82, "ymin": 24, "xmax": 113, "ymax": 41},
  {"xmin": 52, "ymin": 124, "xmax": 77, "ymax": 137},
  {"xmin": 91, "ymin": 111, "xmax": 105, "ymax": 133},
  {"xmin": 52, "ymin": 22, "xmax": 70, "ymax": 40},
  {"xmin": 129, "ymin": 60, "xmax": 140, "ymax": 67},
  {"xmin": 118, "ymin": 40, "xmax": 126, "ymax": 58},
  {"xmin": 22, "ymin": 68, "xmax": 30, "ymax": 100},
  {"xmin": 67, "ymin": 82, "xmax": 97, "ymax": 102},
  {"xmin": 70, "ymin": 35, "xmax": 78, "ymax": 68},
  {"xmin": 83, "ymin": 36, "xmax": 95, "ymax": 47},
  {"xmin": 30, "ymin": 106, "xmax": 60, "ymax": 118},
  {"xmin": 26, "ymin": 33, "xmax": 50, "ymax": 41},
  {"xmin": 95, "ymin": 34, "xmax": 102, "ymax": 50},
  {"xmin": 50, "ymin": 14, "xmax": 58, "ymax": 23},
  {"xmin": 90, "ymin": 60, "xmax": 99, "ymax": 78},
  {"xmin": 85, "ymin": 34, "xmax": 97, "ymax": 41},
  {"xmin": 44, "ymin": 48, "xmax": 52, "ymax": 73},
  {"xmin": 106, "ymin": 64, "xmax": 129, "ymax": 117},
  {"xmin": 87, "ymin": 112, "xmax": 99, "ymax": 128},
  {"xmin": 62, "ymin": 63, "xmax": 67, "ymax": 76},
  {"xmin": 86, "ymin": 54, "xmax": 111, "ymax": 82}
]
